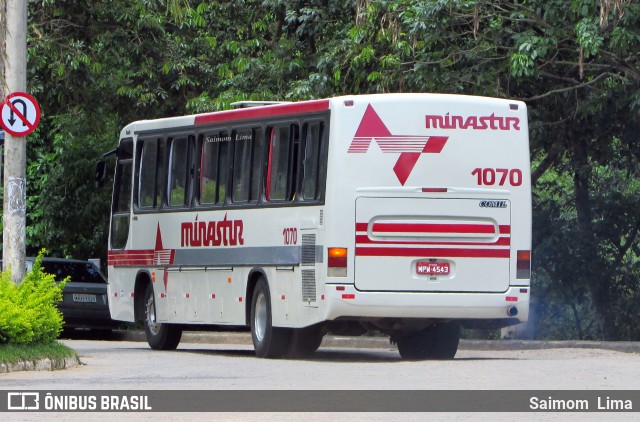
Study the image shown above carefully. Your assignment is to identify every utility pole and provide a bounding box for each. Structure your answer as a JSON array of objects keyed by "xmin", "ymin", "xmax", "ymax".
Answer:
[{"xmin": 2, "ymin": 0, "xmax": 28, "ymax": 284}]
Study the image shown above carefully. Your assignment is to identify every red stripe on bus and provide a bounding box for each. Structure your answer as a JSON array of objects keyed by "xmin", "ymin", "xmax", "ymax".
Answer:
[
  {"xmin": 355, "ymin": 223, "xmax": 511, "ymax": 235},
  {"xmin": 355, "ymin": 235, "xmax": 511, "ymax": 246},
  {"xmin": 108, "ymin": 250, "xmax": 155, "ymax": 266},
  {"xmin": 373, "ymin": 223, "xmax": 494, "ymax": 234},
  {"xmin": 108, "ymin": 255, "xmax": 154, "ymax": 261},
  {"xmin": 108, "ymin": 253, "xmax": 155, "ymax": 257},
  {"xmin": 194, "ymin": 100, "xmax": 330, "ymax": 125},
  {"xmin": 355, "ymin": 247, "xmax": 510, "ymax": 258}
]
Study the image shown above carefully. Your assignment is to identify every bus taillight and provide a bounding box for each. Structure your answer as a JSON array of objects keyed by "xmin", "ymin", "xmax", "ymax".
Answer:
[
  {"xmin": 516, "ymin": 250, "xmax": 531, "ymax": 279},
  {"xmin": 328, "ymin": 247, "xmax": 348, "ymax": 277}
]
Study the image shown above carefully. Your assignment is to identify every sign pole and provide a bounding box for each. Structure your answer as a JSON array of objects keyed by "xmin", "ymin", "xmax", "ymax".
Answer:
[{"xmin": 2, "ymin": 0, "xmax": 28, "ymax": 284}]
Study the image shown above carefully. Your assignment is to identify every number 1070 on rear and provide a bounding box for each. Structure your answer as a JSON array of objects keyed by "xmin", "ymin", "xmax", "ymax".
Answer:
[{"xmin": 472, "ymin": 168, "xmax": 523, "ymax": 186}]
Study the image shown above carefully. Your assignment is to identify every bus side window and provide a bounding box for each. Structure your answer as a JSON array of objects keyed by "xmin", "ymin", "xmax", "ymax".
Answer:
[
  {"xmin": 200, "ymin": 131, "xmax": 229, "ymax": 205},
  {"xmin": 232, "ymin": 129, "xmax": 252, "ymax": 203},
  {"xmin": 232, "ymin": 127, "xmax": 263, "ymax": 204},
  {"xmin": 155, "ymin": 140, "xmax": 167, "ymax": 207},
  {"xmin": 115, "ymin": 161, "xmax": 133, "ymax": 214},
  {"xmin": 138, "ymin": 138, "xmax": 166, "ymax": 209},
  {"xmin": 168, "ymin": 137, "xmax": 189, "ymax": 207},
  {"xmin": 249, "ymin": 129, "xmax": 264, "ymax": 202},
  {"xmin": 301, "ymin": 121, "xmax": 324, "ymax": 201},
  {"xmin": 266, "ymin": 124, "xmax": 299, "ymax": 202}
]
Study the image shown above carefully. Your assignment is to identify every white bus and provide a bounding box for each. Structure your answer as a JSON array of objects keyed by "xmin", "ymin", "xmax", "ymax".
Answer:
[{"xmin": 99, "ymin": 93, "xmax": 531, "ymax": 359}]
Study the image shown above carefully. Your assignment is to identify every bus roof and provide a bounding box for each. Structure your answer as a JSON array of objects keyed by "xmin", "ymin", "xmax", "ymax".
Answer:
[
  {"xmin": 194, "ymin": 99, "xmax": 329, "ymax": 126},
  {"xmin": 120, "ymin": 94, "xmax": 524, "ymax": 138}
]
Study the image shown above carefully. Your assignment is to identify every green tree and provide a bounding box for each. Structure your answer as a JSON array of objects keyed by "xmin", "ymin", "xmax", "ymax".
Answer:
[
  {"xmin": 310, "ymin": 0, "xmax": 640, "ymax": 340},
  {"xmin": 6, "ymin": 0, "xmax": 639, "ymax": 339}
]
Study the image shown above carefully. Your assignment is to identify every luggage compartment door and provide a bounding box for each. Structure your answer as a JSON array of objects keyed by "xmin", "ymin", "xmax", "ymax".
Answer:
[{"xmin": 354, "ymin": 197, "xmax": 511, "ymax": 293}]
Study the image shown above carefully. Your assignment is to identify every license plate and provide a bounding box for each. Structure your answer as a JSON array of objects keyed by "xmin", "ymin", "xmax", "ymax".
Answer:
[
  {"xmin": 416, "ymin": 262, "xmax": 450, "ymax": 275},
  {"xmin": 73, "ymin": 293, "xmax": 97, "ymax": 303}
]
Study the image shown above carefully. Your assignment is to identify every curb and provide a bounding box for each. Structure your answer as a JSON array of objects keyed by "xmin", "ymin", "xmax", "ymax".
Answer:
[
  {"xmin": 0, "ymin": 355, "xmax": 81, "ymax": 374},
  {"xmin": 116, "ymin": 331, "xmax": 640, "ymax": 354}
]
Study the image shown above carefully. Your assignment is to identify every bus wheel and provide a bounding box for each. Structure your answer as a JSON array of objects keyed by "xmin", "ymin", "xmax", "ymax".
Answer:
[
  {"xmin": 430, "ymin": 322, "xmax": 461, "ymax": 360},
  {"xmin": 287, "ymin": 324, "xmax": 324, "ymax": 357},
  {"xmin": 396, "ymin": 322, "xmax": 460, "ymax": 360},
  {"xmin": 250, "ymin": 278, "xmax": 291, "ymax": 358},
  {"xmin": 144, "ymin": 283, "xmax": 182, "ymax": 350},
  {"xmin": 396, "ymin": 327, "xmax": 435, "ymax": 360}
]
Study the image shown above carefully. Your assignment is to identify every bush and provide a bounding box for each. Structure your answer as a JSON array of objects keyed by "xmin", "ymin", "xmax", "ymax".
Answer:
[{"xmin": 0, "ymin": 251, "xmax": 67, "ymax": 344}]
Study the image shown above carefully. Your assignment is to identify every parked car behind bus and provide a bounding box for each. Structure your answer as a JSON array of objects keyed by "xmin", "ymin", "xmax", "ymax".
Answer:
[{"xmin": 29, "ymin": 258, "xmax": 118, "ymax": 334}]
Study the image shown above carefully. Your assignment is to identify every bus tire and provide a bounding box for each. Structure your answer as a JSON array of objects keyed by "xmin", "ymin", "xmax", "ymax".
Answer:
[
  {"xmin": 287, "ymin": 324, "xmax": 324, "ymax": 357},
  {"xmin": 251, "ymin": 278, "xmax": 291, "ymax": 358},
  {"xmin": 430, "ymin": 322, "xmax": 461, "ymax": 360},
  {"xmin": 396, "ymin": 322, "xmax": 460, "ymax": 360},
  {"xmin": 396, "ymin": 327, "xmax": 435, "ymax": 360},
  {"xmin": 144, "ymin": 283, "xmax": 182, "ymax": 350}
]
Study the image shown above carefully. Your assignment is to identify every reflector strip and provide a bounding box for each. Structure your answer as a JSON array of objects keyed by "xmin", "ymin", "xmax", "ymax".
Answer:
[
  {"xmin": 506, "ymin": 296, "xmax": 518, "ymax": 302},
  {"xmin": 355, "ymin": 234, "xmax": 510, "ymax": 246},
  {"xmin": 355, "ymin": 223, "xmax": 510, "ymax": 234},
  {"xmin": 342, "ymin": 294, "xmax": 355, "ymax": 300},
  {"xmin": 370, "ymin": 223, "xmax": 503, "ymax": 234},
  {"xmin": 328, "ymin": 256, "xmax": 347, "ymax": 267},
  {"xmin": 356, "ymin": 247, "xmax": 509, "ymax": 258}
]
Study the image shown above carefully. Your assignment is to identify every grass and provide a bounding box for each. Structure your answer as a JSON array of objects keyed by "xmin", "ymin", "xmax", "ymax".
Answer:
[{"xmin": 0, "ymin": 341, "xmax": 78, "ymax": 366}]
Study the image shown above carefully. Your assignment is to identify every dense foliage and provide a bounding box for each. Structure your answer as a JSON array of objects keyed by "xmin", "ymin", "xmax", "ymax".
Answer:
[
  {"xmin": 0, "ymin": 251, "xmax": 66, "ymax": 344},
  {"xmin": 2, "ymin": 0, "xmax": 639, "ymax": 339}
]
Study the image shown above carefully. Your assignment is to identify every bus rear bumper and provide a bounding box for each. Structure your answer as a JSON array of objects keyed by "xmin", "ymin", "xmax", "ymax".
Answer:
[{"xmin": 324, "ymin": 285, "xmax": 529, "ymax": 324}]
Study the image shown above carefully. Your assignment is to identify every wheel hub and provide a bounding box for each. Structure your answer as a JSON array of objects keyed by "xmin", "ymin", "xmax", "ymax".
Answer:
[
  {"xmin": 146, "ymin": 295, "xmax": 161, "ymax": 336},
  {"xmin": 254, "ymin": 292, "xmax": 267, "ymax": 342}
]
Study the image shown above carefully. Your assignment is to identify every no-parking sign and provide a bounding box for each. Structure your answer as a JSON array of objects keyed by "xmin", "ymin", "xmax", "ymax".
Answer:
[{"xmin": 0, "ymin": 92, "xmax": 41, "ymax": 137}]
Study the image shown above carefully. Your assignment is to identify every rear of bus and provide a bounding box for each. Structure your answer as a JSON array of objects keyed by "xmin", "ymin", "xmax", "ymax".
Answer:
[{"xmin": 321, "ymin": 94, "xmax": 531, "ymax": 356}]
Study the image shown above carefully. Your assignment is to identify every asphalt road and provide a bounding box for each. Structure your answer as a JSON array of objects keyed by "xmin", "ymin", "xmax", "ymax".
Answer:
[
  {"xmin": 2, "ymin": 336, "xmax": 639, "ymax": 421},
  {"xmin": 3, "ymin": 337, "xmax": 639, "ymax": 390}
]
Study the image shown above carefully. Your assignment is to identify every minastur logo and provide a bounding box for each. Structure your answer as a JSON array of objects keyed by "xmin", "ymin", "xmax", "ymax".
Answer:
[{"xmin": 348, "ymin": 104, "xmax": 448, "ymax": 185}]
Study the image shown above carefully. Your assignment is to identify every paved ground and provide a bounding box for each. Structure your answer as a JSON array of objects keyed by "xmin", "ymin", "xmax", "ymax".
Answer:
[
  {"xmin": 3, "ymin": 329, "xmax": 640, "ymax": 374},
  {"xmin": 2, "ymin": 335, "xmax": 639, "ymax": 421},
  {"xmin": 115, "ymin": 329, "xmax": 640, "ymax": 353}
]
